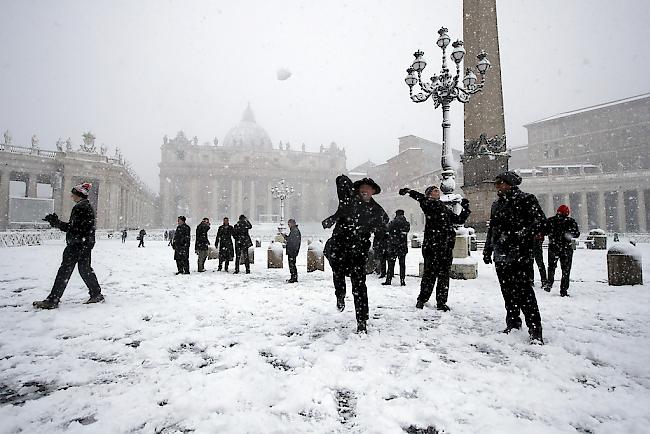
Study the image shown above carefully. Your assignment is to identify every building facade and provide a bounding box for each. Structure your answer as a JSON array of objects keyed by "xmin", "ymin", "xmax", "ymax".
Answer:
[{"xmin": 158, "ymin": 105, "xmax": 347, "ymax": 226}]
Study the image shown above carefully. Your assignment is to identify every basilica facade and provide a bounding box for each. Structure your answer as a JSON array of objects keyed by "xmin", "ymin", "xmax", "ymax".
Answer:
[{"xmin": 158, "ymin": 105, "xmax": 347, "ymax": 226}]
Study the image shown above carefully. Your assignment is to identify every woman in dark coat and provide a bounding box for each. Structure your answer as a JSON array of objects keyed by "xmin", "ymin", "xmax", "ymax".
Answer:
[
  {"xmin": 215, "ymin": 217, "xmax": 235, "ymax": 272},
  {"xmin": 383, "ymin": 209, "xmax": 411, "ymax": 286}
]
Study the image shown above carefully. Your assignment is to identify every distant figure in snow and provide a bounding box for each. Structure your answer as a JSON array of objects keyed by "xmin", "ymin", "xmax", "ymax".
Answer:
[
  {"xmin": 172, "ymin": 216, "xmax": 191, "ymax": 275},
  {"xmin": 164, "ymin": 230, "xmax": 168, "ymax": 242},
  {"xmin": 323, "ymin": 175, "xmax": 388, "ymax": 333},
  {"xmin": 232, "ymin": 215, "xmax": 253, "ymax": 274},
  {"xmin": 167, "ymin": 229, "xmax": 175, "ymax": 247},
  {"xmin": 544, "ymin": 205, "xmax": 580, "ymax": 297},
  {"xmin": 195, "ymin": 218, "xmax": 211, "ymax": 272},
  {"xmin": 215, "ymin": 217, "xmax": 234, "ymax": 272},
  {"xmin": 137, "ymin": 228, "xmax": 146, "ymax": 247},
  {"xmin": 382, "ymin": 209, "xmax": 411, "ymax": 286},
  {"xmin": 34, "ymin": 182, "xmax": 104, "ymax": 309},
  {"xmin": 484, "ymin": 171, "xmax": 546, "ymax": 345},
  {"xmin": 121, "ymin": 228, "xmax": 127, "ymax": 244},
  {"xmin": 283, "ymin": 219, "xmax": 301, "ymax": 283}
]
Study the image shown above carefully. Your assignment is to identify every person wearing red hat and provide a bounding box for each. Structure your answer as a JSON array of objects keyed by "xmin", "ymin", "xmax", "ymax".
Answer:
[
  {"xmin": 544, "ymin": 205, "xmax": 580, "ymax": 296},
  {"xmin": 33, "ymin": 182, "xmax": 104, "ymax": 309}
]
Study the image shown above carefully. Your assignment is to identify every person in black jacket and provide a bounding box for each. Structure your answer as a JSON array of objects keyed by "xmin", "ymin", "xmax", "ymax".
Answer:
[
  {"xmin": 323, "ymin": 175, "xmax": 389, "ymax": 333},
  {"xmin": 34, "ymin": 182, "xmax": 104, "ymax": 309},
  {"xmin": 172, "ymin": 216, "xmax": 191, "ymax": 275},
  {"xmin": 382, "ymin": 209, "xmax": 411, "ymax": 286},
  {"xmin": 483, "ymin": 171, "xmax": 546, "ymax": 344},
  {"xmin": 544, "ymin": 205, "xmax": 580, "ymax": 296},
  {"xmin": 137, "ymin": 228, "xmax": 146, "ymax": 247},
  {"xmin": 195, "ymin": 218, "xmax": 211, "ymax": 272},
  {"xmin": 283, "ymin": 218, "xmax": 302, "ymax": 283},
  {"xmin": 532, "ymin": 233, "xmax": 547, "ymax": 288},
  {"xmin": 373, "ymin": 229, "xmax": 388, "ymax": 278},
  {"xmin": 233, "ymin": 215, "xmax": 253, "ymax": 274},
  {"xmin": 399, "ymin": 186, "xmax": 470, "ymax": 311},
  {"xmin": 121, "ymin": 228, "xmax": 127, "ymax": 244},
  {"xmin": 215, "ymin": 217, "xmax": 235, "ymax": 272}
]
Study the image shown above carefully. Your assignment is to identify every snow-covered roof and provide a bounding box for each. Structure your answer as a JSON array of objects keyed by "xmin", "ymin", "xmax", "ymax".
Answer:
[{"xmin": 525, "ymin": 93, "xmax": 650, "ymax": 126}]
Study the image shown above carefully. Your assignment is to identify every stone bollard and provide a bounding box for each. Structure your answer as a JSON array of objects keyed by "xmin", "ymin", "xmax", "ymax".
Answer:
[
  {"xmin": 267, "ymin": 241, "xmax": 284, "ymax": 268},
  {"xmin": 587, "ymin": 229, "xmax": 607, "ymax": 250},
  {"xmin": 248, "ymin": 246, "xmax": 255, "ymax": 264},
  {"xmin": 255, "ymin": 238, "xmax": 262, "ymax": 248},
  {"xmin": 307, "ymin": 240, "xmax": 325, "ymax": 272},
  {"xmin": 411, "ymin": 235, "xmax": 421, "ymax": 248},
  {"xmin": 607, "ymin": 243, "xmax": 643, "ymax": 286}
]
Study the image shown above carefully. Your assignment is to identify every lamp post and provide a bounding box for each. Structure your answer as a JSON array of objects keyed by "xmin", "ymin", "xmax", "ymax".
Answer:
[
  {"xmin": 270, "ymin": 178, "xmax": 294, "ymax": 232},
  {"xmin": 405, "ymin": 27, "xmax": 491, "ymax": 201}
]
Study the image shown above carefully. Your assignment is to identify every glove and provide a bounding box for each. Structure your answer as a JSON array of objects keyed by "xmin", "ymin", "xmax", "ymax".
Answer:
[
  {"xmin": 483, "ymin": 250, "xmax": 493, "ymax": 264},
  {"xmin": 398, "ymin": 188, "xmax": 410, "ymax": 196},
  {"xmin": 460, "ymin": 198, "xmax": 470, "ymax": 208},
  {"xmin": 322, "ymin": 216, "xmax": 335, "ymax": 229},
  {"xmin": 43, "ymin": 213, "xmax": 59, "ymax": 227}
]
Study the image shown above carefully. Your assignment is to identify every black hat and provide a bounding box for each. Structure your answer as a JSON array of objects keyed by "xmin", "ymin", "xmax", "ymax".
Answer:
[
  {"xmin": 239, "ymin": 214, "xmax": 247, "ymax": 221},
  {"xmin": 494, "ymin": 171, "xmax": 522, "ymax": 186},
  {"xmin": 177, "ymin": 215, "xmax": 186, "ymax": 222},
  {"xmin": 395, "ymin": 209, "xmax": 405, "ymax": 216},
  {"xmin": 352, "ymin": 177, "xmax": 381, "ymax": 194}
]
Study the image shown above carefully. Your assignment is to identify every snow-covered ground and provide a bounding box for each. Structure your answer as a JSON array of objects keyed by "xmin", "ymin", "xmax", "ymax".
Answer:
[{"xmin": 1, "ymin": 239, "xmax": 649, "ymax": 433}]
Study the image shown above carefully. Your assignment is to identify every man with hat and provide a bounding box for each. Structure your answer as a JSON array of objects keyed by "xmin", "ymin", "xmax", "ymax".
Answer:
[
  {"xmin": 484, "ymin": 171, "xmax": 546, "ymax": 344},
  {"xmin": 233, "ymin": 214, "xmax": 253, "ymax": 274},
  {"xmin": 382, "ymin": 209, "xmax": 411, "ymax": 286},
  {"xmin": 544, "ymin": 205, "xmax": 580, "ymax": 296},
  {"xmin": 323, "ymin": 175, "xmax": 388, "ymax": 333},
  {"xmin": 399, "ymin": 185, "xmax": 471, "ymax": 311},
  {"xmin": 34, "ymin": 182, "xmax": 104, "ymax": 309},
  {"xmin": 172, "ymin": 216, "xmax": 191, "ymax": 274}
]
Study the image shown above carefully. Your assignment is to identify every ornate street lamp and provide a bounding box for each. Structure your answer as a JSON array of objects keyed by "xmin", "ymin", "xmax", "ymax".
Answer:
[
  {"xmin": 405, "ymin": 27, "xmax": 491, "ymax": 200},
  {"xmin": 270, "ymin": 178, "xmax": 294, "ymax": 232}
]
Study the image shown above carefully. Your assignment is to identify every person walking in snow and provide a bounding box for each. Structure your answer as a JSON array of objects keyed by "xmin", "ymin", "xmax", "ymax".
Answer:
[
  {"xmin": 483, "ymin": 171, "xmax": 546, "ymax": 344},
  {"xmin": 283, "ymin": 218, "xmax": 301, "ymax": 283},
  {"xmin": 215, "ymin": 217, "xmax": 235, "ymax": 272},
  {"xmin": 121, "ymin": 228, "xmax": 127, "ymax": 244},
  {"xmin": 399, "ymin": 186, "xmax": 471, "ymax": 311},
  {"xmin": 195, "ymin": 217, "xmax": 211, "ymax": 272},
  {"xmin": 323, "ymin": 175, "xmax": 388, "ymax": 333},
  {"xmin": 544, "ymin": 205, "xmax": 580, "ymax": 296},
  {"xmin": 167, "ymin": 229, "xmax": 174, "ymax": 246},
  {"xmin": 232, "ymin": 215, "xmax": 252, "ymax": 274},
  {"xmin": 137, "ymin": 228, "xmax": 146, "ymax": 247},
  {"xmin": 33, "ymin": 182, "xmax": 104, "ymax": 309},
  {"xmin": 382, "ymin": 209, "xmax": 411, "ymax": 286},
  {"xmin": 172, "ymin": 216, "xmax": 191, "ymax": 275}
]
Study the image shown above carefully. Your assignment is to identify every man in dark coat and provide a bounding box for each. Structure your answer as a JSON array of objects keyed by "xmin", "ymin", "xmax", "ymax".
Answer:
[
  {"xmin": 172, "ymin": 216, "xmax": 191, "ymax": 275},
  {"xmin": 373, "ymin": 229, "xmax": 388, "ymax": 278},
  {"xmin": 382, "ymin": 209, "xmax": 411, "ymax": 286},
  {"xmin": 483, "ymin": 171, "xmax": 546, "ymax": 344},
  {"xmin": 283, "ymin": 218, "xmax": 302, "ymax": 283},
  {"xmin": 323, "ymin": 175, "xmax": 389, "ymax": 333},
  {"xmin": 215, "ymin": 217, "xmax": 235, "ymax": 272},
  {"xmin": 399, "ymin": 186, "xmax": 470, "ymax": 311},
  {"xmin": 233, "ymin": 215, "xmax": 253, "ymax": 274},
  {"xmin": 195, "ymin": 217, "xmax": 211, "ymax": 272},
  {"xmin": 34, "ymin": 182, "xmax": 104, "ymax": 309},
  {"xmin": 544, "ymin": 205, "xmax": 580, "ymax": 296},
  {"xmin": 532, "ymin": 233, "xmax": 547, "ymax": 288},
  {"xmin": 121, "ymin": 228, "xmax": 127, "ymax": 244},
  {"xmin": 137, "ymin": 228, "xmax": 146, "ymax": 247}
]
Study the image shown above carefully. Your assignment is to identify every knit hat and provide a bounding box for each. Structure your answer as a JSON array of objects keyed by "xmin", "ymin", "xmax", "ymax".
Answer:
[
  {"xmin": 72, "ymin": 182, "xmax": 92, "ymax": 198},
  {"xmin": 557, "ymin": 205, "xmax": 570, "ymax": 216},
  {"xmin": 424, "ymin": 185, "xmax": 439, "ymax": 196},
  {"xmin": 494, "ymin": 171, "xmax": 522, "ymax": 186}
]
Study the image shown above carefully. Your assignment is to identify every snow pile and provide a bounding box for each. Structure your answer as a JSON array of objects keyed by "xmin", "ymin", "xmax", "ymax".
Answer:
[{"xmin": 608, "ymin": 242, "xmax": 643, "ymax": 261}]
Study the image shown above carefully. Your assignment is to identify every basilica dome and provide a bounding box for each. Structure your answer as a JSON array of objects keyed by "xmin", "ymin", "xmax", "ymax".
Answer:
[{"xmin": 222, "ymin": 104, "xmax": 273, "ymax": 150}]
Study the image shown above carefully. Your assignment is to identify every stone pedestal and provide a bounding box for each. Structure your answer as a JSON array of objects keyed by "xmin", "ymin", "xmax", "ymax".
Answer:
[
  {"xmin": 453, "ymin": 235, "xmax": 471, "ymax": 258},
  {"xmin": 307, "ymin": 243, "xmax": 325, "ymax": 272},
  {"xmin": 248, "ymin": 246, "xmax": 255, "ymax": 264},
  {"xmin": 450, "ymin": 258, "xmax": 479, "ymax": 279},
  {"xmin": 593, "ymin": 235, "xmax": 607, "ymax": 250},
  {"xmin": 607, "ymin": 244, "xmax": 643, "ymax": 286},
  {"xmin": 411, "ymin": 236, "xmax": 421, "ymax": 248},
  {"xmin": 255, "ymin": 238, "xmax": 262, "ymax": 248},
  {"xmin": 267, "ymin": 242, "xmax": 283, "ymax": 268}
]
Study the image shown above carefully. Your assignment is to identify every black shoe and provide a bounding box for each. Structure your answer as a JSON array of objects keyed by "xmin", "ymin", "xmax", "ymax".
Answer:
[
  {"xmin": 502, "ymin": 325, "xmax": 521, "ymax": 334},
  {"xmin": 560, "ymin": 291, "xmax": 568, "ymax": 297},
  {"xmin": 84, "ymin": 294, "xmax": 105, "ymax": 304},
  {"xmin": 436, "ymin": 304, "xmax": 450, "ymax": 312},
  {"xmin": 217, "ymin": 267, "xmax": 222, "ymax": 271},
  {"xmin": 543, "ymin": 285, "xmax": 551, "ymax": 292},
  {"xmin": 33, "ymin": 298, "xmax": 59, "ymax": 309},
  {"xmin": 176, "ymin": 272, "xmax": 183, "ymax": 275},
  {"xmin": 356, "ymin": 320, "xmax": 367, "ymax": 334},
  {"xmin": 286, "ymin": 278, "xmax": 298, "ymax": 283},
  {"xmin": 198, "ymin": 269, "xmax": 205, "ymax": 273},
  {"xmin": 381, "ymin": 280, "xmax": 392, "ymax": 286},
  {"xmin": 183, "ymin": 271, "xmax": 190, "ymax": 275},
  {"xmin": 378, "ymin": 274, "xmax": 386, "ymax": 279},
  {"xmin": 400, "ymin": 280, "xmax": 406, "ymax": 286},
  {"xmin": 529, "ymin": 335, "xmax": 545, "ymax": 345},
  {"xmin": 336, "ymin": 297, "xmax": 345, "ymax": 312},
  {"xmin": 415, "ymin": 300, "xmax": 424, "ymax": 309},
  {"xmin": 245, "ymin": 270, "xmax": 250, "ymax": 274},
  {"xmin": 233, "ymin": 270, "xmax": 239, "ymax": 274}
]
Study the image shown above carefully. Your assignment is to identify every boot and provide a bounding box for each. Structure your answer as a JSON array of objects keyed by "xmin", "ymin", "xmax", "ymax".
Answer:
[
  {"xmin": 502, "ymin": 325, "xmax": 521, "ymax": 334},
  {"xmin": 356, "ymin": 320, "xmax": 367, "ymax": 334},
  {"xmin": 84, "ymin": 294, "xmax": 105, "ymax": 304},
  {"xmin": 400, "ymin": 279, "xmax": 406, "ymax": 286},
  {"xmin": 436, "ymin": 304, "xmax": 450, "ymax": 312},
  {"xmin": 560, "ymin": 290, "xmax": 569, "ymax": 297},
  {"xmin": 529, "ymin": 331, "xmax": 544, "ymax": 345},
  {"xmin": 381, "ymin": 279, "xmax": 392, "ymax": 286},
  {"xmin": 33, "ymin": 298, "xmax": 59, "ymax": 309},
  {"xmin": 336, "ymin": 296, "xmax": 345, "ymax": 312},
  {"xmin": 543, "ymin": 284, "xmax": 551, "ymax": 292},
  {"xmin": 415, "ymin": 300, "xmax": 424, "ymax": 309}
]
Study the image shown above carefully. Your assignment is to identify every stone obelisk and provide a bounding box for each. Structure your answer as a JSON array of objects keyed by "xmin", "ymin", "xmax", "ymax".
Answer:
[{"xmin": 461, "ymin": 0, "xmax": 509, "ymax": 232}]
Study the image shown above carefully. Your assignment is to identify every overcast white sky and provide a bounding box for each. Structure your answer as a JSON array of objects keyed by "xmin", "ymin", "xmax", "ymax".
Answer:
[{"xmin": 1, "ymin": 0, "xmax": 648, "ymax": 191}]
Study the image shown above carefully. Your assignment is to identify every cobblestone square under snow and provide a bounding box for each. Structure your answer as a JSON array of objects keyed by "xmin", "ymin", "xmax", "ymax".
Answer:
[{"xmin": 1, "ymin": 239, "xmax": 649, "ymax": 433}]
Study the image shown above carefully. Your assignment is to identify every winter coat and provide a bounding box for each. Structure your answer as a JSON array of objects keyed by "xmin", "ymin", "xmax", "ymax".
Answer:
[
  {"xmin": 485, "ymin": 187, "xmax": 546, "ymax": 263},
  {"xmin": 385, "ymin": 215, "xmax": 411, "ymax": 258},
  {"xmin": 215, "ymin": 224, "xmax": 235, "ymax": 261},
  {"xmin": 284, "ymin": 226, "xmax": 301, "ymax": 257},
  {"xmin": 54, "ymin": 198, "xmax": 97, "ymax": 248},
  {"xmin": 195, "ymin": 222, "xmax": 211, "ymax": 251},
  {"xmin": 172, "ymin": 223, "xmax": 191, "ymax": 259},
  {"xmin": 323, "ymin": 175, "xmax": 389, "ymax": 271},
  {"xmin": 545, "ymin": 215, "xmax": 580, "ymax": 250},
  {"xmin": 138, "ymin": 229, "xmax": 146, "ymax": 240},
  {"xmin": 407, "ymin": 190, "xmax": 470, "ymax": 260},
  {"xmin": 372, "ymin": 228, "xmax": 389, "ymax": 256},
  {"xmin": 233, "ymin": 220, "xmax": 253, "ymax": 250}
]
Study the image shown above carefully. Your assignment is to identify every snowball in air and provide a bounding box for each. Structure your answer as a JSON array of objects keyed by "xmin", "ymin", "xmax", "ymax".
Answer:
[{"xmin": 276, "ymin": 68, "xmax": 292, "ymax": 81}]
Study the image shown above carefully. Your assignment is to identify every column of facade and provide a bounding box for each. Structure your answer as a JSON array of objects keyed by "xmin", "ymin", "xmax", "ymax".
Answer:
[
  {"xmin": 229, "ymin": 179, "xmax": 237, "ymax": 219},
  {"xmin": 541, "ymin": 193, "xmax": 553, "ymax": 218},
  {"xmin": 211, "ymin": 177, "xmax": 219, "ymax": 219},
  {"xmin": 96, "ymin": 178, "xmax": 110, "ymax": 229},
  {"xmin": 52, "ymin": 172, "xmax": 64, "ymax": 218},
  {"xmin": 110, "ymin": 182, "xmax": 121, "ymax": 229},
  {"xmin": 617, "ymin": 190, "xmax": 627, "ymax": 233},
  {"xmin": 0, "ymin": 169, "xmax": 10, "ymax": 230},
  {"xmin": 237, "ymin": 179, "xmax": 244, "ymax": 219},
  {"xmin": 301, "ymin": 182, "xmax": 309, "ymax": 222},
  {"xmin": 579, "ymin": 192, "xmax": 589, "ymax": 231},
  {"xmin": 637, "ymin": 189, "xmax": 647, "ymax": 233},
  {"xmin": 61, "ymin": 172, "xmax": 75, "ymax": 220},
  {"xmin": 249, "ymin": 180, "xmax": 256, "ymax": 221},
  {"xmin": 267, "ymin": 180, "xmax": 273, "ymax": 221},
  {"xmin": 596, "ymin": 191, "xmax": 607, "ymax": 230},
  {"xmin": 27, "ymin": 173, "xmax": 38, "ymax": 198}
]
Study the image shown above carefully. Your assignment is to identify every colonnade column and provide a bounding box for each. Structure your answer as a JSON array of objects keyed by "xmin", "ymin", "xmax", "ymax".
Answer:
[
  {"xmin": 52, "ymin": 172, "xmax": 63, "ymax": 218},
  {"xmin": 61, "ymin": 173, "xmax": 75, "ymax": 220},
  {"xmin": 616, "ymin": 190, "xmax": 627, "ymax": 233},
  {"xmin": 596, "ymin": 191, "xmax": 606, "ymax": 230},
  {"xmin": 637, "ymin": 189, "xmax": 647, "ymax": 233},
  {"xmin": 249, "ymin": 180, "xmax": 256, "ymax": 221},
  {"xmin": 237, "ymin": 179, "xmax": 244, "ymax": 218},
  {"xmin": 267, "ymin": 180, "xmax": 273, "ymax": 222},
  {"xmin": 0, "ymin": 169, "xmax": 10, "ymax": 230},
  {"xmin": 579, "ymin": 192, "xmax": 589, "ymax": 231}
]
